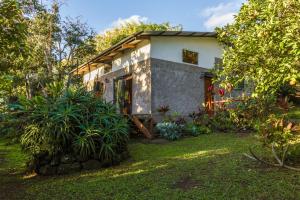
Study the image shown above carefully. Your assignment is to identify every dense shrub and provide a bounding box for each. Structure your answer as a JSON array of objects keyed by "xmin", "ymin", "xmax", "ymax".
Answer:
[
  {"xmin": 13, "ymin": 82, "xmax": 129, "ymax": 174},
  {"xmin": 258, "ymin": 114, "xmax": 294, "ymax": 148},
  {"xmin": 228, "ymin": 102, "xmax": 256, "ymax": 131},
  {"xmin": 248, "ymin": 113, "xmax": 300, "ymax": 169},
  {"xmin": 156, "ymin": 122, "xmax": 182, "ymax": 140},
  {"xmin": 185, "ymin": 122, "xmax": 212, "ymax": 136},
  {"xmin": 209, "ymin": 110, "xmax": 234, "ymax": 132},
  {"xmin": 0, "ymin": 106, "xmax": 27, "ymax": 141}
]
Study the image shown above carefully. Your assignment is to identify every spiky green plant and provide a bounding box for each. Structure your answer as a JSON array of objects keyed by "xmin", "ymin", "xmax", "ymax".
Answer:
[{"xmin": 15, "ymin": 82, "xmax": 129, "ymax": 170}]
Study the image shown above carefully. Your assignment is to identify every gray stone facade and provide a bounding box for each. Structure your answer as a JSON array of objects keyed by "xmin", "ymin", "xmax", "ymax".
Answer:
[
  {"xmin": 151, "ymin": 58, "xmax": 208, "ymax": 119},
  {"xmin": 97, "ymin": 58, "xmax": 209, "ymax": 121}
]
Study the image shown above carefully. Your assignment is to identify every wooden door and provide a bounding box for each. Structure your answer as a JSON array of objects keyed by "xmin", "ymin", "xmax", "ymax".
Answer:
[{"xmin": 204, "ymin": 77, "xmax": 214, "ymax": 114}]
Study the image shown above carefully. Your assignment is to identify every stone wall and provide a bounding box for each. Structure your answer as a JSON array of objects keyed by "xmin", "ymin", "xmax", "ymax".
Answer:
[{"xmin": 151, "ymin": 58, "xmax": 208, "ymax": 119}]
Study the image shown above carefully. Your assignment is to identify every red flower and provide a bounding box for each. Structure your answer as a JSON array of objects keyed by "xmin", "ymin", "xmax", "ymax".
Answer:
[
  {"xmin": 208, "ymin": 85, "xmax": 213, "ymax": 92},
  {"xmin": 218, "ymin": 89, "xmax": 225, "ymax": 97}
]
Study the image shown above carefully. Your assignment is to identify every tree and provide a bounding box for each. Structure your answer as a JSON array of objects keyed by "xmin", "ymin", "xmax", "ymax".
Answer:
[
  {"xmin": 96, "ymin": 21, "xmax": 182, "ymax": 52},
  {"xmin": 216, "ymin": 0, "xmax": 300, "ymax": 98},
  {"xmin": 0, "ymin": 0, "xmax": 96, "ymax": 101},
  {"xmin": 0, "ymin": 0, "xmax": 27, "ymax": 72},
  {"xmin": 9, "ymin": 1, "xmax": 96, "ymax": 98},
  {"xmin": 217, "ymin": 0, "xmax": 300, "ymax": 170}
]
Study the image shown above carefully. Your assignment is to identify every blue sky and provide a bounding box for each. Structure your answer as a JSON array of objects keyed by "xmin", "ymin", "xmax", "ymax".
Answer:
[{"xmin": 56, "ymin": 0, "xmax": 245, "ymax": 33}]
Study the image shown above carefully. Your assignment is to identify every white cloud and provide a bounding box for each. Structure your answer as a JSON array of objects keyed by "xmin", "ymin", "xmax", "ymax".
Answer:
[
  {"xmin": 202, "ymin": 1, "xmax": 244, "ymax": 30},
  {"xmin": 111, "ymin": 15, "xmax": 148, "ymax": 27},
  {"xmin": 101, "ymin": 15, "xmax": 148, "ymax": 34}
]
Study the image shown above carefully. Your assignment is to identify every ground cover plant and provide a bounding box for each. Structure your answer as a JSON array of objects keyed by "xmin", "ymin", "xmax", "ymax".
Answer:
[{"xmin": 155, "ymin": 107, "xmax": 212, "ymax": 140}]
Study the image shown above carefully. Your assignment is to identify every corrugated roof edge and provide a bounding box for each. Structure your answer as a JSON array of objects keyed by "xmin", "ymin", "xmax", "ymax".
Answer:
[{"xmin": 70, "ymin": 31, "xmax": 217, "ymax": 74}]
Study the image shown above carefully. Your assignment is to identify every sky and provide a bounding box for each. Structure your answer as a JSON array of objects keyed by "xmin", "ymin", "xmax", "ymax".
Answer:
[{"xmin": 53, "ymin": 0, "xmax": 245, "ymax": 33}]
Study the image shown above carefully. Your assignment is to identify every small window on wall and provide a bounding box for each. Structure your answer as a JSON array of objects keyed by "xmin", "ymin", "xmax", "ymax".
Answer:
[
  {"xmin": 94, "ymin": 81, "xmax": 104, "ymax": 96},
  {"xmin": 182, "ymin": 49, "xmax": 198, "ymax": 65}
]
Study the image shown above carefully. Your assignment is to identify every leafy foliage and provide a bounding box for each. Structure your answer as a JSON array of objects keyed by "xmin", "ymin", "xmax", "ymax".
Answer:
[
  {"xmin": 0, "ymin": 0, "xmax": 96, "ymax": 102},
  {"xmin": 227, "ymin": 98, "xmax": 276, "ymax": 131},
  {"xmin": 12, "ymin": 83, "xmax": 129, "ymax": 171},
  {"xmin": 156, "ymin": 122, "xmax": 182, "ymax": 141},
  {"xmin": 208, "ymin": 110, "xmax": 234, "ymax": 132},
  {"xmin": 96, "ymin": 22, "xmax": 182, "ymax": 52},
  {"xmin": 216, "ymin": 0, "xmax": 300, "ymax": 98},
  {"xmin": 258, "ymin": 114, "xmax": 295, "ymax": 148},
  {"xmin": 0, "ymin": 0, "xmax": 27, "ymax": 71},
  {"xmin": 185, "ymin": 122, "xmax": 212, "ymax": 136}
]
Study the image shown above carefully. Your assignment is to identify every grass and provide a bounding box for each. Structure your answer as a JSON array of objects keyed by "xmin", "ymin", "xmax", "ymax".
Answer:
[
  {"xmin": 0, "ymin": 138, "xmax": 29, "ymax": 199},
  {"xmin": 288, "ymin": 106, "xmax": 300, "ymax": 120},
  {"xmin": 0, "ymin": 134, "xmax": 299, "ymax": 200}
]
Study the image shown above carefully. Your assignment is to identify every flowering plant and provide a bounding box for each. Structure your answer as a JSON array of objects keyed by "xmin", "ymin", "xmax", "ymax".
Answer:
[
  {"xmin": 207, "ymin": 85, "xmax": 213, "ymax": 92},
  {"xmin": 218, "ymin": 89, "xmax": 225, "ymax": 97}
]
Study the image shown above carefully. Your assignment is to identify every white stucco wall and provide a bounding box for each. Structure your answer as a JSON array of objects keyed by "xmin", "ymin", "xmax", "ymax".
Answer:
[
  {"xmin": 112, "ymin": 40, "xmax": 151, "ymax": 71},
  {"xmin": 150, "ymin": 36, "xmax": 223, "ymax": 69},
  {"xmin": 83, "ymin": 65, "xmax": 105, "ymax": 83}
]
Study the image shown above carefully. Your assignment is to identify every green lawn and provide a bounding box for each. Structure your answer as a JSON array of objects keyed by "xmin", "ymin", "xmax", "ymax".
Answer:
[
  {"xmin": 0, "ymin": 134, "xmax": 299, "ymax": 200},
  {"xmin": 288, "ymin": 106, "xmax": 300, "ymax": 120}
]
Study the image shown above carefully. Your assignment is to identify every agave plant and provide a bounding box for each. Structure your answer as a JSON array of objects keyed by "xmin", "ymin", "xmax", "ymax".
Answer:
[{"xmin": 16, "ymin": 81, "xmax": 129, "ymax": 172}]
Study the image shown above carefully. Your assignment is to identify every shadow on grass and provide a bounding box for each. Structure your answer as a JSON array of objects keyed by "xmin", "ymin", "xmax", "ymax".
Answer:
[{"xmin": 2, "ymin": 134, "xmax": 299, "ymax": 200}]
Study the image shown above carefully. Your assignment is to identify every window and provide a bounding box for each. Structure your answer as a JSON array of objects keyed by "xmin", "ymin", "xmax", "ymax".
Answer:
[{"xmin": 182, "ymin": 49, "xmax": 198, "ymax": 65}]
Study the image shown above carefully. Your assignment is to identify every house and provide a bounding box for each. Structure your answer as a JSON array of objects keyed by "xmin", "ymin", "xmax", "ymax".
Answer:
[{"xmin": 71, "ymin": 31, "xmax": 223, "ymax": 122}]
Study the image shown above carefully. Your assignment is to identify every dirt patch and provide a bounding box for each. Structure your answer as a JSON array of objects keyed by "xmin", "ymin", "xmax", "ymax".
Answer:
[
  {"xmin": 173, "ymin": 176, "xmax": 203, "ymax": 191},
  {"xmin": 0, "ymin": 173, "xmax": 26, "ymax": 200},
  {"xmin": 236, "ymin": 129, "xmax": 253, "ymax": 137},
  {"xmin": 0, "ymin": 151, "xmax": 27, "ymax": 200},
  {"xmin": 149, "ymin": 138, "xmax": 170, "ymax": 144}
]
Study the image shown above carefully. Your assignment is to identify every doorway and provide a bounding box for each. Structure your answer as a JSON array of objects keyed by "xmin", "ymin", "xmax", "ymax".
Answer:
[{"xmin": 114, "ymin": 75, "xmax": 132, "ymax": 115}]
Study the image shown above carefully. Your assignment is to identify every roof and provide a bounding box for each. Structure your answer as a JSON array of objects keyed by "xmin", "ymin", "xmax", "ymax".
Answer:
[{"xmin": 71, "ymin": 31, "xmax": 217, "ymax": 75}]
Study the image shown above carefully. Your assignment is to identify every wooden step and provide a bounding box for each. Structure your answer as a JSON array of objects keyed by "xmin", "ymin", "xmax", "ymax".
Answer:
[{"xmin": 130, "ymin": 115, "xmax": 153, "ymax": 139}]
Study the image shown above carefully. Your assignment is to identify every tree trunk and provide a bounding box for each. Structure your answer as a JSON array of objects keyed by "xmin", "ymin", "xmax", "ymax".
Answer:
[{"xmin": 25, "ymin": 74, "xmax": 33, "ymax": 99}]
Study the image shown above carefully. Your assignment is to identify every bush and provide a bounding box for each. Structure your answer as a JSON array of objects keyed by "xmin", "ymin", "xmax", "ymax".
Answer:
[
  {"xmin": 13, "ymin": 82, "xmax": 129, "ymax": 174},
  {"xmin": 258, "ymin": 114, "xmax": 294, "ymax": 148},
  {"xmin": 209, "ymin": 110, "xmax": 234, "ymax": 132},
  {"xmin": 0, "ymin": 100, "xmax": 26, "ymax": 138},
  {"xmin": 156, "ymin": 122, "xmax": 182, "ymax": 140},
  {"xmin": 185, "ymin": 122, "xmax": 212, "ymax": 136},
  {"xmin": 246, "ymin": 113, "xmax": 300, "ymax": 170}
]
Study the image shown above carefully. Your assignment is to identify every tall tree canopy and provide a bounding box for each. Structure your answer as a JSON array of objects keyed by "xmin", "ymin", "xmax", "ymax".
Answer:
[
  {"xmin": 0, "ymin": 0, "xmax": 27, "ymax": 71},
  {"xmin": 96, "ymin": 22, "xmax": 182, "ymax": 52},
  {"xmin": 0, "ymin": 0, "xmax": 96, "ymax": 99},
  {"xmin": 0, "ymin": 0, "xmax": 181, "ymax": 101},
  {"xmin": 216, "ymin": 0, "xmax": 300, "ymax": 97}
]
